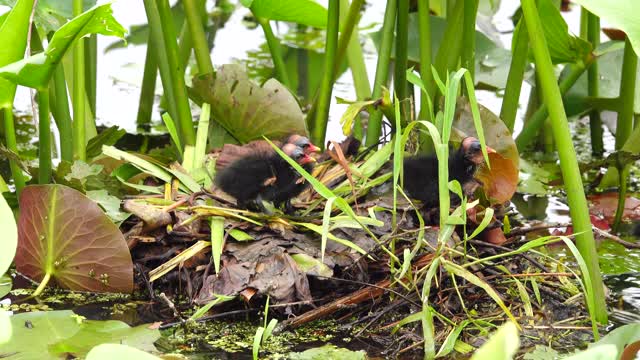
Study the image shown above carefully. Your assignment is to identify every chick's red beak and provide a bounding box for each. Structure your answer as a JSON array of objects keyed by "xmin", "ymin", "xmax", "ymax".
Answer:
[
  {"xmin": 307, "ymin": 143, "xmax": 321, "ymax": 154},
  {"xmin": 485, "ymin": 146, "xmax": 497, "ymax": 154},
  {"xmin": 299, "ymin": 154, "xmax": 317, "ymax": 165}
]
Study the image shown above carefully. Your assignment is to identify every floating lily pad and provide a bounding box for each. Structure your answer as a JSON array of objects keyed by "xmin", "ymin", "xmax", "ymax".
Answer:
[
  {"xmin": 15, "ymin": 185, "xmax": 133, "ymax": 293},
  {"xmin": 190, "ymin": 64, "xmax": 307, "ymax": 144},
  {"xmin": 0, "ymin": 310, "xmax": 160, "ymax": 359}
]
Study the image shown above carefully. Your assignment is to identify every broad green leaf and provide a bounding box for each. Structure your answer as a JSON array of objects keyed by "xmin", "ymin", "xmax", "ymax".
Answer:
[
  {"xmin": 1, "ymin": 310, "xmax": 160, "ymax": 359},
  {"xmin": 0, "ymin": 274, "xmax": 11, "ymax": 298},
  {"xmin": 470, "ymin": 322, "xmax": 519, "ymax": 360},
  {"xmin": 243, "ymin": 0, "xmax": 327, "ymax": 28},
  {"xmin": 0, "ymin": 192, "xmax": 16, "ymax": 276},
  {"xmin": 289, "ymin": 344, "xmax": 367, "ymax": 360},
  {"xmin": 0, "ymin": 0, "xmax": 34, "ymax": 107},
  {"xmin": 0, "ymin": 0, "xmax": 97, "ymax": 32},
  {"xmin": 14, "ymin": 185, "xmax": 133, "ymax": 292},
  {"xmin": 572, "ymin": 0, "xmax": 640, "ymax": 56},
  {"xmin": 86, "ymin": 190, "xmax": 130, "ymax": 224},
  {"xmin": 0, "ymin": 310, "xmax": 10, "ymax": 344},
  {"xmin": 263, "ymin": 318, "xmax": 278, "ymax": 344},
  {"xmin": 0, "ymin": 3, "xmax": 126, "ymax": 90},
  {"xmin": 86, "ymin": 344, "xmax": 161, "ymax": 360},
  {"xmin": 536, "ymin": 0, "xmax": 591, "ymax": 64},
  {"xmin": 86, "ymin": 126, "xmax": 126, "ymax": 160},
  {"xmin": 336, "ymin": 98, "xmax": 377, "ymax": 136},
  {"xmin": 190, "ymin": 65, "xmax": 307, "ymax": 144}
]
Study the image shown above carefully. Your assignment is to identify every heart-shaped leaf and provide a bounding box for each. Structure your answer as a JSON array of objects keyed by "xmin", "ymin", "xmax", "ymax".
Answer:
[
  {"xmin": 15, "ymin": 185, "xmax": 133, "ymax": 293},
  {"xmin": 0, "ymin": 193, "xmax": 16, "ymax": 276},
  {"xmin": 191, "ymin": 64, "xmax": 307, "ymax": 144},
  {"xmin": 453, "ymin": 99, "xmax": 519, "ymax": 204},
  {"xmin": 0, "ymin": 0, "xmax": 97, "ymax": 32},
  {"xmin": 0, "ymin": 3, "xmax": 125, "ymax": 90}
]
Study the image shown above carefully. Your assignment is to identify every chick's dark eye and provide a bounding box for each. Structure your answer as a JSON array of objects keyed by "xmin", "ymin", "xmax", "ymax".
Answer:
[{"xmin": 469, "ymin": 141, "xmax": 481, "ymax": 153}]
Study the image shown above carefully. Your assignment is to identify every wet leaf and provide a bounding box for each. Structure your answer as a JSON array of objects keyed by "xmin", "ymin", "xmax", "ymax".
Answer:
[
  {"xmin": 242, "ymin": 0, "xmax": 327, "ymax": 28},
  {"xmin": 1, "ymin": 310, "xmax": 159, "ymax": 359},
  {"xmin": 0, "ymin": 3, "xmax": 126, "ymax": 90},
  {"xmin": 453, "ymin": 100, "xmax": 519, "ymax": 204},
  {"xmin": 15, "ymin": 185, "xmax": 133, "ymax": 293},
  {"xmin": 191, "ymin": 65, "xmax": 307, "ymax": 144},
  {"xmin": 588, "ymin": 193, "xmax": 640, "ymax": 224},
  {"xmin": 0, "ymin": 192, "xmax": 17, "ymax": 276}
]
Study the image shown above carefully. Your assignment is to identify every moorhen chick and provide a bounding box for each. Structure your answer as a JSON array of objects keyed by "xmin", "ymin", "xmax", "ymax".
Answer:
[
  {"xmin": 215, "ymin": 143, "xmax": 316, "ymax": 213},
  {"xmin": 215, "ymin": 135, "xmax": 320, "ymax": 171},
  {"xmin": 403, "ymin": 137, "xmax": 495, "ymax": 208}
]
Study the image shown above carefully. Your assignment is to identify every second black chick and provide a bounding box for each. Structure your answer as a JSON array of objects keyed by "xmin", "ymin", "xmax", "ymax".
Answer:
[
  {"xmin": 215, "ymin": 143, "xmax": 316, "ymax": 213},
  {"xmin": 403, "ymin": 137, "xmax": 495, "ymax": 208}
]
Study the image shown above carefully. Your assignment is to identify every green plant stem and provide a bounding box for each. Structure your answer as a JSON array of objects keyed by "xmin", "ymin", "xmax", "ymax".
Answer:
[
  {"xmin": 184, "ymin": 0, "xmax": 214, "ymax": 74},
  {"xmin": 2, "ymin": 107, "xmax": 25, "ymax": 194},
  {"xmin": 72, "ymin": 0, "xmax": 86, "ymax": 161},
  {"xmin": 612, "ymin": 38, "xmax": 638, "ymax": 231},
  {"xmin": 500, "ymin": 19, "xmax": 529, "ymax": 132},
  {"xmin": 84, "ymin": 34, "xmax": 97, "ymax": 116},
  {"xmin": 37, "ymin": 89, "xmax": 51, "ymax": 184},
  {"xmin": 258, "ymin": 17, "xmax": 290, "ymax": 88},
  {"xmin": 394, "ymin": 0, "xmax": 410, "ymax": 119},
  {"xmin": 521, "ymin": 0, "xmax": 607, "ymax": 324},
  {"xmin": 515, "ymin": 58, "xmax": 592, "ymax": 150},
  {"xmin": 144, "ymin": 0, "xmax": 196, "ymax": 147},
  {"xmin": 50, "ymin": 64, "xmax": 73, "ymax": 162},
  {"xmin": 365, "ymin": 0, "xmax": 397, "ymax": 146},
  {"xmin": 587, "ymin": 12, "xmax": 603, "ymax": 155},
  {"xmin": 137, "ymin": 34, "xmax": 158, "ymax": 127},
  {"xmin": 461, "ymin": 0, "xmax": 479, "ymax": 81},
  {"xmin": 310, "ymin": 0, "xmax": 339, "ymax": 147},
  {"xmin": 417, "ymin": 0, "xmax": 432, "ymax": 120},
  {"xmin": 338, "ymin": 0, "xmax": 369, "ymax": 140},
  {"xmin": 433, "ymin": 0, "xmax": 464, "ymax": 88}
]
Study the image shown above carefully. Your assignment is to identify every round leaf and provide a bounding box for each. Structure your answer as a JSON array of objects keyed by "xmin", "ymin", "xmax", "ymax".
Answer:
[
  {"xmin": 0, "ymin": 193, "xmax": 16, "ymax": 276},
  {"xmin": 15, "ymin": 185, "xmax": 133, "ymax": 293}
]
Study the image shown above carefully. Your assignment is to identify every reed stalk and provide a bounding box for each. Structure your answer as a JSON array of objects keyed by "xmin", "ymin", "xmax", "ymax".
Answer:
[
  {"xmin": 37, "ymin": 89, "xmax": 51, "ymax": 184},
  {"xmin": 72, "ymin": 0, "xmax": 86, "ymax": 161},
  {"xmin": 500, "ymin": 20, "xmax": 529, "ymax": 132}
]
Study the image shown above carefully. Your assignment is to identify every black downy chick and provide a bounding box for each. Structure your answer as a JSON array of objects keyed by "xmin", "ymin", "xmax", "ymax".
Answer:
[
  {"xmin": 403, "ymin": 137, "xmax": 495, "ymax": 208},
  {"xmin": 215, "ymin": 143, "xmax": 316, "ymax": 213}
]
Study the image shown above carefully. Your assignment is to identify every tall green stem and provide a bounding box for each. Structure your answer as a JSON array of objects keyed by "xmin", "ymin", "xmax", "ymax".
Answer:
[
  {"xmin": 184, "ymin": 0, "xmax": 214, "ymax": 74},
  {"xmin": 137, "ymin": 34, "xmax": 157, "ymax": 127},
  {"xmin": 521, "ymin": 0, "xmax": 607, "ymax": 324},
  {"xmin": 310, "ymin": 0, "xmax": 339, "ymax": 147},
  {"xmin": 258, "ymin": 17, "xmax": 290, "ymax": 88},
  {"xmin": 586, "ymin": 11, "xmax": 603, "ymax": 155},
  {"xmin": 144, "ymin": 0, "xmax": 196, "ymax": 147},
  {"xmin": 72, "ymin": 0, "xmax": 86, "ymax": 161},
  {"xmin": 50, "ymin": 64, "xmax": 73, "ymax": 162},
  {"xmin": 461, "ymin": 0, "xmax": 478, "ymax": 81},
  {"xmin": 38, "ymin": 89, "xmax": 51, "ymax": 184},
  {"xmin": 2, "ymin": 107, "xmax": 25, "ymax": 194},
  {"xmin": 365, "ymin": 0, "xmax": 397, "ymax": 146},
  {"xmin": 338, "ymin": 0, "xmax": 369, "ymax": 139},
  {"xmin": 394, "ymin": 0, "xmax": 409, "ymax": 121},
  {"xmin": 84, "ymin": 34, "xmax": 97, "ymax": 116},
  {"xmin": 417, "ymin": 0, "xmax": 432, "ymax": 120},
  {"xmin": 612, "ymin": 38, "xmax": 638, "ymax": 231},
  {"xmin": 433, "ymin": 0, "xmax": 464, "ymax": 86},
  {"xmin": 500, "ymin": 19, "xmax": 529, "ymax": 132}
]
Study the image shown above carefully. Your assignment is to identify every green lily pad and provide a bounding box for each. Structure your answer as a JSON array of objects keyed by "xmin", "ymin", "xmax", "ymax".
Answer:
[
  {"xmin": 240, "ymin": 0, "xmax": 327, "ymax": 28},
  {"xmin": 0, "ymin": 193, "xmax": 16, "ymax": 277},
  {"xmin": 86, "ymin": 344, "xmax": 161, "ymax": 360},
  {"xmin": 14, "ymin": 185, "xmax": 133, "ymax": 293},
  {"xmin": 0, "ymin": 310, "xmax": 160, "ymax": 359},
  {"xmin": 190, "ymin": 64, "xmax": 307, "ymax": 144},
  {"xmin": 289, "ymin": 344, "xmax": 367, "ymax": 360}
]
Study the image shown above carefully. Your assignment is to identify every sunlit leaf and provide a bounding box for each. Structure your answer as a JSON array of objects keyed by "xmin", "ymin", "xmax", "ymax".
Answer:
[
  {"xmin": 86, "ymin": 344, "xmax": 161, "ymax": 360},
  {"xmin": 289, "ymin": 344, "xmax": 367, "ymax": 360},
  {"xmin": 572, "ymin": 0, "xmax": 640, "ymax": 56},
  {"xmin": 0, "ymin": 0, "xmax": 97, "ymax": 32},
  {"xmin": 536, "ymin": 0, "xmax": 592, "ymax": 64},
  {"xmin": 0, "ymin": 3, "xmax": 126, "ymax": 90},
  {"xmin": 243, "ymin": 0, "xmax": 327, "ymax": 28},
  {"xmin": 14, "ymin": 185, "xmax": 133, "ymax": 292},
  {"xmin": 190, "ymin": 65, "xmax": 307, "ymax": 144},
  {"xmin": 0, "ymin": 0, "xmax": 34, "ymax": 107},
  {"xmin": 0, "ymin": 274, "xmax": 11, "ymax": 298},
  {"xmin": 291, "ymin": 253, "xmax": 333, "ymax": 277},
  {"xmin": 470, "ymin": 322, "xmax": 520, "ymax": 360}
]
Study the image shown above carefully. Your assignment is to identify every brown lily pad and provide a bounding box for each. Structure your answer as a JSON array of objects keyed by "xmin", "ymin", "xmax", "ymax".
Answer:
[{"xmin": 15, "ymin": 185, "xmax": 133, "ymax": 293}]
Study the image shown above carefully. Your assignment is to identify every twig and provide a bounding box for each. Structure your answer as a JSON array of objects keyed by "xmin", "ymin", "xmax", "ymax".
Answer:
[{"xmin": 593, "ymin": 227, "xmax": 640, "ymax": 248}]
